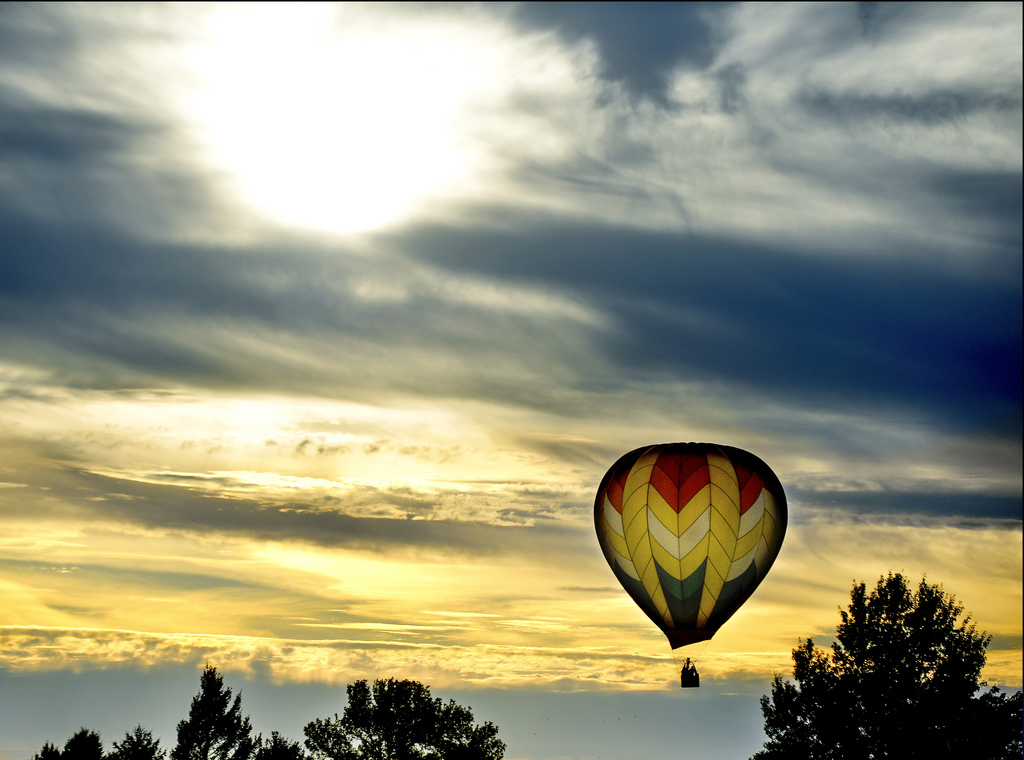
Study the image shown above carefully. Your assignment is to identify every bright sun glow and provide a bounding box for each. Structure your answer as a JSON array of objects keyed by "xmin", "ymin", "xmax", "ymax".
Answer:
[{"xmin": 178, "ymin": 4, "xmax": 502, "ymax": 235}]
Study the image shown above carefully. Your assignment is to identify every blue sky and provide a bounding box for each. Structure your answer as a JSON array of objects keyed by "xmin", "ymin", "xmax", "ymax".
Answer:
[{"xmin": 0, "ymin": 3, "xmax": 1020, "ymax": 758}]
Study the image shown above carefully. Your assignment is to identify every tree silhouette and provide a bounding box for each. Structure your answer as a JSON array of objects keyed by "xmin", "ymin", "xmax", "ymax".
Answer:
[
  {"xmin": 753, "ymin": 573, "xmax": 1023, "ymax": 759},
  {"xmin": 63, "ymin": 729, "xmax": 104, "ymax": 760},
  {"xmin": 32, "ymin": 742, "xmax": 63, "ymax": 760},
  {"xmin": 428, "ymin": 697, "xmax": 506, "ymax": 760},
  {"xmin": 32, "ymin": 730, "xmax": 104, "ymax": 760},
  {"xmin": 255, "ymin": 732, "xmax": 306, "ymax": 760},
  {"xmin": 171, "ymin": 665, "xmax": 256, "ymax": 760},
  {"xmin": 110, "ymin": 725, "xmax": 166, "ymax": 760},
  {"xmin": 303, "ymin": 679, "xmax": 504, "ymax": 760}
]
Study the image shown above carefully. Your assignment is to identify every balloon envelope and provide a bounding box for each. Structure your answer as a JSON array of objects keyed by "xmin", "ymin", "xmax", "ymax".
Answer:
[{"xmin": 594, "ymin": 442, "xmax": 787, "ymax": 649}]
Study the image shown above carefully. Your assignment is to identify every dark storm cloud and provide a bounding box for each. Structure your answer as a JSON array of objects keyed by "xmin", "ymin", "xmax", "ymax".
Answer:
[
  {"xmin": 856, "ymin": 2, "xmax": 882, "ymax": 39},
  {"xmin": 926, "ymin": 170, "xmax": 1024, "ymax": 241},
  {"xmin": 0, "ymin": 102, "xmax": 136, "ymax": 164},
  {"xmin": 0, "ymin": 216, "xmax": 333, "ymax": 319},
  {"xmin": 3, "ymin": 198, "xmax": 1020, "ymax": 438},
  {"xmin": 509, "ymin": 2, "xmax": 730, "ymax": 105},
  {"xmin": 0, "ymin": 84, "xmax": 217, "ymax": 238},
  {"xmin": 0, "ymin": 6, "xmax": 140, "ymax": 165},
  {"xmin": 394, "ymin": 220, "xmax": 1022, "ymax": 435},
  {"xmin": 0, "ymin": 3, "xmax": 78, "ymax": 67},
  {"xmin": 799, "ymin": 87, "xmax": 1023, "ymax": 126},
  {"xmin": 788, "ymin": 488, "xmax": 1022, "ymax": 522},
  {"xmin": 0, "ymin": 215, "xmax": 607, "ymax": 411},
  {"xmin": 0, "ymin": 88, "xmax": 150, "ymax": 223}
]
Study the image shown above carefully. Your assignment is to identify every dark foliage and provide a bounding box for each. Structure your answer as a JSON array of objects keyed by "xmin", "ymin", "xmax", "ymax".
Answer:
[
  {"xmin": 303, "ymin": 679, "xmax": 505, "ymax": 760},
  {"xmin": 28, "ymin": 671, "xmax": 504, "ymax": 760},
  {"xmin": 171, "ymin": 665, "xmax": 255, "ymax": 760},
  {"xmin": 255, "ymin": 732, "xmax": 306, "ymax": 760},
  {"xmin": 32, "ymin": 730, "xmax": 104, "ymax": 760},
  {"xmin": 753, "ymin": 573, "xmax": 1023, "ymax": 760},
  {"xmin": 64, "ymin": 730, "xmax": 104, "ymax": 760},
  {"xmin": 32, "ymin": 742, "xmax": 63, "ymax": 760},
  {"xmin": 110, "ymin": 725, "xmax": 166, "ymax": 760}
]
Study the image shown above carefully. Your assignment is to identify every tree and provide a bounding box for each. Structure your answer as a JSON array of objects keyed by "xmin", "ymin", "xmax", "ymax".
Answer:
[
  {"xmin": 428, "ymin": 697, "xmax": 506, "ymax": 760},
  {"xmin": 33, "ymin": 730, "xmax": 103, "ymax": 760},
  {"xmin": 172, "ymin": 665, "xmax": 256, "ymax": 760},
  {"xmin": 110, "ymin": 725, "xmax": 166, "ymax": 760},
  {"xmin": 63, "ymin": 729, "xmax": 104, "ymax": 760},
  {"xmin": 32, "ymin": 742, "xmax": 62, "ymax": 760},
  {"xmin": 303, "ymin": 679, "xmax": 505, "ymax": 760},
  {"xmin": 753, "ymin": 573, "xmax": 1023, "ymax": 760},
  {"xmin": 255, "ymin": 733, "xmax": 306, "ymax": 760}
]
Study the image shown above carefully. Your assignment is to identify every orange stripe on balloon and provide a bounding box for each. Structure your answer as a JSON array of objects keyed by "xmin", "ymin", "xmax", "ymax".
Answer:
[
  {"xmin": 649, "ymin": 465, "xmax": 681, "ymax": 511},
  {"xmin": 605, "ymin": 465, "xmax": 632, "ymax": 514},
  {"xmin": 676, "ymin": 455, "xmax": 710, "ymax": 508},
  {"xmin": 655, "ymin": 450, "xmax": 684, "ymax": 487},
  {"xmin": 679, "ymin": 451, "xmax": 706, "ymax": 483},
  {"xmin": 735, "ymin": 463, "xmax": 764, "ymax": 514}
]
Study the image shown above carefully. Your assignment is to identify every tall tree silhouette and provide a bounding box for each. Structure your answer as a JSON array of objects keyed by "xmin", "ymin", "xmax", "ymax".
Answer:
[
  {"xmin": 172, "ymin": 665, "xmax": 255, "ymax": 760},
  {"xmin": 110, "ymin": 725, "xmax": 166, "ymax": 760},
  {"xmin": 63, "ymin": 729, "xmax": 104, "ymax": 760},
  {"xmin": 753, "ymin": 573, "xmax": 1023, "ymax": 759}
]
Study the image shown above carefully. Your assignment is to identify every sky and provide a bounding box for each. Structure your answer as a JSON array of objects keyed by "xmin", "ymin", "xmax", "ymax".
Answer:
[{"xmin": 0, "ymin": 2, "xmax": 1020, "ymax": 758}]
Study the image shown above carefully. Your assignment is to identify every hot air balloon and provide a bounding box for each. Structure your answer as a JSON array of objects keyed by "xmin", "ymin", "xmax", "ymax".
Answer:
[{"xmin": 594, "ymin": 442, "xmax": 787, "ymax": 687}]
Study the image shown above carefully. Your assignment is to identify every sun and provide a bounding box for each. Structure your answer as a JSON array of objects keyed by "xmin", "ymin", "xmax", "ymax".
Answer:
[{"xmin": 176, "ymin": 4, "xmax": 500, "ymax": 236}]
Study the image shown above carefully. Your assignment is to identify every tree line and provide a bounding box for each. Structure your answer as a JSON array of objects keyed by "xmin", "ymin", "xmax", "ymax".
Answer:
[
  {"xmin": 32, "ymin": 672, "xmax": 505, "ymax": 760},
  {"xmin": 29, "ymin": 573, "xmax": 1023, "ymax": 760}
]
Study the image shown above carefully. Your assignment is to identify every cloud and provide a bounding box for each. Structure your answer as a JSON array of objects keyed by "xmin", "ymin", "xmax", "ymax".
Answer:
[
  {"xmin": 798, "ymin": 88, "xmax": 1022, "ymax": 126},
  {"xmin": 16, "ymin": 201, "xmax": 1013, "ymax": 444},
  {"xmin": 0, "ymin": 9, "xmax": 227, "ymax": 242},
  {"xmin": 3, "ymin": 497, "xmax": 1019, "ymax": 687},
  {"xmin": 0, "ymin": 210, "xmax": 622, "ymax": 406},
  {"xmin": 0, "ymin": 626, "xmax": 678, "ymax": 690},
  {"xmin": 0, "ymin": 103, "xmax": 135, "ymax": 164},
  {"xmin": 395, "ymin": 221, "xmax": 1021, "ymax": 435},
  {"xmin": 509, "ymin": 2, "xmax": 730, "ymax": 106},
  {"xmin": 788, "ymin": 489, "xmax": 1021, "ymax": 521},
  {"xmin": 1, "ymin": 457, "xmax": 575, "ymax": 556}
]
